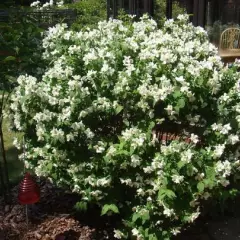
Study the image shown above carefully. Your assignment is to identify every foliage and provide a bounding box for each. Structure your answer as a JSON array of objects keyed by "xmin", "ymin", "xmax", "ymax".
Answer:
[
  {"xmin": 0, "ymin": 9, "xmax": 44, "ymax": 199},
  {"xmin": 0, "ymin": 13, "xmax": 44, "ymax": 91},
  {"xmin": 0, "ymin": 0, "xmax": 15, "ymax": 8},
  {"xmin": 154, "ymin": 0, "xmax": 186, "ymax": 26},
  {"xmin": 8, "ymin": 15, "xmax": 240, "ymax": 239},
  {"xmin": 0, "ymin": 119, "xmax": 23, "ymax": 186},
  {"xmin": 30, "ymin": 0, "xmax": 106, "ymax": 30},
  {"xmin": 66, "ymin": 0, "xmax": 106, "ymax": 30}
]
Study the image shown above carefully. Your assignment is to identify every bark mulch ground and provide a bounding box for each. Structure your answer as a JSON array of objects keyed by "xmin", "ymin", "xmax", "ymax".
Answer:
[
  {"xmin": 0, "ymin": 178, "xmax": 115, "ymax": 240},
  {"xmin": 1, "ymin": 178, "xmax": 239, "ymax": 240}
]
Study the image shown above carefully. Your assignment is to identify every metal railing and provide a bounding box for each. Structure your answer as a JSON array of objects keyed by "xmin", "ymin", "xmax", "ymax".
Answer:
[{"xmin": 0, "ymin": 8, "xmax": 78, "ymax": 27}]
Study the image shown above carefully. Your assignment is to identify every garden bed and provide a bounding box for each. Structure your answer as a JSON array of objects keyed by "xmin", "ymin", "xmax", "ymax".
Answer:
[
  {"xmin": 0, "ymin": 178, "xmax": 117, "ymax": 240},
  {"xmin": 1, "ymin": 178, "xmax": 239, "ymax": 240}
]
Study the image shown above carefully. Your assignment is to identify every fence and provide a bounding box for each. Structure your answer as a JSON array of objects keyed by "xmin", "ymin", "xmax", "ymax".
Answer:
[{"xmin": 0, "ymin": 9, "xmax": 78, "ymax": 27}]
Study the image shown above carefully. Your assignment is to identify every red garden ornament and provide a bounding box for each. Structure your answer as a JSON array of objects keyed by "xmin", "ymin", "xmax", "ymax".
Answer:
[{"xmin": 18, "ymin": 172, "xmax": 40, "ymax": 205}]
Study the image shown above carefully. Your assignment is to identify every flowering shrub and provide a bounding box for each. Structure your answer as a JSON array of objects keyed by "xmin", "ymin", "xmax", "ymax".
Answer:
[{"xmin": 8, "ymin": 15, "xmax": 240, "ymax": 239}]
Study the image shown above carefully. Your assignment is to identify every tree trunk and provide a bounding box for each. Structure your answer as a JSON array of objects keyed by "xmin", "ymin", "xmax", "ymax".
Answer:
[
  {"xmin": 0, "ymin": 125, "xmax": 10, "ymax": 196},
  {"xmin": 0, "ymin": 91, "xmax": 10, "ymax": 202}
]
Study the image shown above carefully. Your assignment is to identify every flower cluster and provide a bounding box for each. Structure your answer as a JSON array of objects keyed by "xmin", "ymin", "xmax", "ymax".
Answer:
[
  {"xmin": 30, "ymin": 0, "xmax": 63, "ymax": 10},
  {"xmin": 8, "ymin": 15, "xmax": 240, "ymax": 239}
]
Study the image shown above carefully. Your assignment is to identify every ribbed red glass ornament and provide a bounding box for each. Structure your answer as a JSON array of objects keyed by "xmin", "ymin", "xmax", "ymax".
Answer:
[{"xmin": 18, "ymin": 172, "xmax": 40, "ymax": 205}]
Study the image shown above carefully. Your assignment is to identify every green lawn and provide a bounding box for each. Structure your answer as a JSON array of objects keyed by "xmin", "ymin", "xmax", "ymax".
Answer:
[{"xmin": 0, "ymin": 118, "xmax": 23, "ymax": 188}]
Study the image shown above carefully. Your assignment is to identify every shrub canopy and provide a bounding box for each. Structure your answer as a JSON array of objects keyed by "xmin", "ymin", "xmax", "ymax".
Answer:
[{"xmin": 8, "ymin": 15, "xmax": 240, "ymax": 239}]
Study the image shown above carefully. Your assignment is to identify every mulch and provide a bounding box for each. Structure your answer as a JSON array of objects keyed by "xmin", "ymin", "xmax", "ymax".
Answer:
[
  {"xmin": 1, "ymin": 177, "xmax": 234, "ymax": 240},
  {"xmin": 0, "ymin": 178, "xmax": 115, "ymax": 240}
]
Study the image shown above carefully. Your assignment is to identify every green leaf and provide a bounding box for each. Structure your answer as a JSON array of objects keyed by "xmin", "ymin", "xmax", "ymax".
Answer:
[
  {"xmin": 14, "ymin": 47, "xmax": 20, "ymax": 54},
  {"xmin": 132, "ymin": 212, "xmax": 141, "ymax": 223},
  {"xmin": 46, "ymin": 162, "xmax": 53, "ymax": 171},
  {"xmin": 74, "ymin": 201, "xmax": 88, "ymax": 212},
  {"xmin": 123, "ymin": 119, "xmax": 129, "ymax": 126},
  {"xmin": 101, "ymin": 204, "xmax": 119, "ymax": 216},
  {"xmin": 142, "ymin": 211, "xmax": 150, "ymax": 224},
  {"xmin": 0, "ymin": 22, "xmax": 10, "ymax": 28},
  {"xmin": 177, "ymin": 160, "xmax": 186, "ymax": 169},
  {"xmin": 197, "ymin": 77, "xmax": 204, "ymax": 85},
  {"xmin": 3, "ymin": 56, "xmax": 16, "ymax": 62},
  {"xmin": 203, "ymin": 178, "xmax": 215, "ymax": 189},
  {"xmin": 206, "ymin": 167, "xmax": 216, "ymax": 179},
  {"xmin": 116, "ymin": 105, "xmax": 123, "ymax": 114},
  {"xmin": 158, "ymin": 188, "xmax": 176, "ymax": 200},
  {"xmin": 173, "ymin": 90, "xmax": 181, "ymax": 99},
  {"xmin": 149, "ymin": 234, "xmax": 158, "ymax": 240},
  {"xmin": 52, "ymin": 173, "xmax": 57, "ymax": 180},
  {"xmin": 197, "ymin": 182, "xmax": 204, "ymax": 193},
  {"xmin": 177, "ymin": 98, "xmax": 185, "ymax": 109},
  {"xmin": 165, "ymin": 189, "xmax": 176, "ymax": 199}
]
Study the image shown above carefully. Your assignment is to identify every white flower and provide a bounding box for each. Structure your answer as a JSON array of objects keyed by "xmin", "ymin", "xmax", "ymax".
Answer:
[
  {"xmin": 219, "ymin": 179, "xmax": 230, "ymax": 187},
  {"xmin": 132, "ymin": 228, "xmax": 139, "ymax": 236},
  {"xmin": 143, "ymin": 166, "xmax": 154, "ymax": 174},
  {"xmin": 164, "ymin": 105, "xmax": 176, "ymax": 116},
  {"xmin": 85, "ymin": 128, "xmax": 95, "ymax": 139},
  {"xmin": 211, "ymin": 123, "xmax": 222, "ymax": 131},
  {"xmin": 13, "ymin": 137, "xmax": 21, "ymax": 150},
  {"xmin": 131, "ymin": 133, "xmax": 146, "ymax": 149},
  {"xmin": 131, "ymin": 154, "xmax": 141, "ymax": 167},
  {"xmin": 171, "ymin": 228, "xmax": 181, "ymax": 236},
  {"xmin": 195, "ymin": 173, "xmax": 205, "ymax": 181},
  {"xmin": 181, "ymin": 149, "xmax": 193, "ymax": 163},
  {"xmin": 220, "ymin": 123, "xmax": 231, "ymax": 135},
  {"xmin": 66, "ymin": 133, "xmax": 75, "ymax": 142},
  {"xmin": 93, "ymin": 141, "xmax": 105, "ymax": 153},
  {"xmin": 190, "ymin": 134, "xmax": 199, "ymax": 144},
  {"xmin": 215, "ymin": 160, "xmax": 231, "ymax": 177},
  {"xmin": 172, "ymin": 174, "xmax": 184, "ymax": 184},
  {"xmin": 57, "ymin": 0, "xmax": 63, "ymax": 7},
  {"xmin": 106, "ymin": 145, "xmax": 116, "ymax": 157},
  {"xmin": 147, "ymin": 196, "xmax": 152, "ymax": 201},
  {"xmin": 190, "ymin": 199, "xmax": 200, "ymax": 207},
  {"xmin": 120, "ymin": 178, "xmax": 133, "ymax": 187},
  {"xmin": 188, "ymin": 210, "xmax": 200, "ymax": 223},
  {"xmin": 221, "ymin": 93, "xmax": 230, "ymax": 102},
  {"xmin": 176, "ymin": 76, "xmax": 185, "ymax": 83},
  {"xmin": 114, "ymin": 229, "xmax": 124, "ymax": 239},
  {"xmin": 50, "ymin": 128, "xmax": 65, "ymax": 143},
  {"xmin": 96, "ymin": 177, "xmax": 111, "ymax": 187},
  {"xmin": 137, "ymin": 188, "xmax": 145, "ymax": 196},
  {"xmin": 228, "ymin": 134, "xmax": 239, "ymax": 145},
  {"xmin": 30, "ymin": 0, "xmax": 40, "ymax": 7},
  {"xmin": 213, "ymin": 144, "xmax": 225, "ymax": 158},
  {"xmin": 163, "ymin": 208, "xmax": 174, "ymax": 217},
  {"xmin": 202, "ymin": 192, "xmax": 211, "ymax": 200}
]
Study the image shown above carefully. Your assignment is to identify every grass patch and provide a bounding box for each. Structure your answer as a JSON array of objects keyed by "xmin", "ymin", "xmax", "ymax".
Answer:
[{"xmin": 0, "ymin": 118, "xmax": 23, "ymax": 188}]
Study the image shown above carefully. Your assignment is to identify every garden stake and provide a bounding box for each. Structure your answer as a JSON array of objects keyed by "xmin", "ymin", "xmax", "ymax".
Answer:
[
  {"xmin": 18, "ymin": 137, "xmax": 40, "ymax": 230},
  {"xmin": 26, "ymin": 204, "xmax": 29, "ymax": 230}
]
